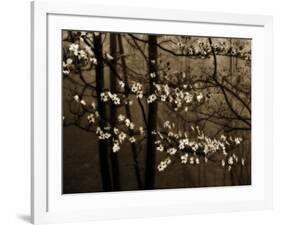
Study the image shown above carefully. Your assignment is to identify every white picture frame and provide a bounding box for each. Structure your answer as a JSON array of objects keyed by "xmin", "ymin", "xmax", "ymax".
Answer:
[{"xmin": 31, "ymin": 1, "xmax": 274, "ymax": 224}]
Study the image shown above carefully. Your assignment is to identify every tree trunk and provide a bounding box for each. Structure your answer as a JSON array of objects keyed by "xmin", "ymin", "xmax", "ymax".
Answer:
[
  {"xmin": 118, "ymin": 35, "xmax": 143, "ymax": 189},
  {"xmin": 93, "ymin": 33, "xmax": 112, "ymax": 191},
  {"xmin": 144, "ymin": 35, "xmax": 158, "ymax": 190},
  {"xmin": 109, "ymin": 33, "xmax": 120, "ymax": 191}
]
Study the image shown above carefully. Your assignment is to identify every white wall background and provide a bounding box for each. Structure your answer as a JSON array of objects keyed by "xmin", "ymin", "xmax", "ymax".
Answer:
[{"xmin": 0, "ymin": 0, "xmax": 280, "ymax": 224}]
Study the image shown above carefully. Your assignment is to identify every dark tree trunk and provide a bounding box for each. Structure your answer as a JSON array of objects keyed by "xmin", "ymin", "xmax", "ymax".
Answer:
[
  {"xmin": 93, "ymin": 34, "xmax": 112, "ymax": 191},
  {"xmin": 144, "ymin": 35, "xmax": 158, "ymax": 190},
  {"xmin": 118, "ymin": 35, "xmax": 143, "ymax": 189},
  {"xmin": 109, "ymin": 33, "xmax": 120, "ymax": 191}
]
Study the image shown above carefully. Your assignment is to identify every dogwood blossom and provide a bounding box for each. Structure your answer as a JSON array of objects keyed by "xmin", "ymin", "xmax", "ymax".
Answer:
[
  {"xmin": 96, "ymin": 127, "xmax": 111, "ymax": 140},
  {"xmin": 90, "ymin": 57, "xmax": 97, "ymax": 65},
  {"xmin": 139, "ymin": 126, "xmax": 144, "ymax": 135},
  {"xmin": 130, "ymin": 82, "xmax": 143, "ymax": 99},
  {"xmin": 189, "ymin": 156, "xmax": 195, "ymax": 164},
  {"xmin": 235, "ymin": 137, "xmax": 243, "ymax": 145},
  {"xmin": 167, "ymin": 148, "xmax": 177, "ymax": 155},
  {"xmin": 150, "ymin": 72, "xmax": 156, "ymax": 78},
  {"xmin": 196, "ymin": 93, "xmax": 203, "ymax": 102},
  {"xmin": 181, "ymin": 153, "xmax": 189, "ymax": 164},
  {"xmin": 66, "ymin": 58, "xmax": 73, "ymax": 65},
  {"xmin": 113, "ymin": 142, "xmax": 120, "ymax": 152},
  {"xmin": 153, "ymin": 122, "xmax": 244, "ymax": 171},
  {"xmin": 100, "ymin": 91, "xmax": 121, "ymax": 105},
  {"xmin": 73, "ymin": 95, "xmax": 80, "ymax": 102},
  {"xmin": 129, "ymin": 123, "xmax": 135, "ymax": 130},
  {"xmin": 113, "ymin": 128, "xmax": 119, "ymax": 135},
  {"xmin": 118, "ymin": 132, "xmax": 126, "ymax": 143},
  {"xmin": 164, "ymin": 121, "xmax": 172, "ymax": 129},
  {"xmin": 87, "ymin": 113, "xmax": 95, "ymax": 124},
  {"xmin": 147, "ymin": 94, "xmax": 157, "ymax": 103},
  {"xmin": 228, "ymin": 156, "xmax": 234, "ymax": 165},
  {"xmin": 78, "ymin": 50, "xmax": 87, "ymax": 60},
  {"xmin": 63, "ymin": 69, "xmax": 70, "ymax": 75},
  {"xmin": 157, "ymin": 157, "xmax": 172, "ymax": 172},
  {"xmin": 156, "ymin": 145, "xmax": 164, "ymax": 152},
  {"xmin": 100, "ymin": 92, "xmax": 109, "ymax": 102},
  {"xmin": 119, "ymin": 81, "xmax": 125, "ymax": 88},
  {"xmin": 80, "ymin": 99, "xmax": 86, "ymax": 106},
  {"xmin": 69, "ymin": 43, "xmax": 79, "ymax": 56},
  {"xmin": 118, "ymin": 114, "xmax": 125, "ymax": 122},
  {"xmin": 129, "ymin": 137, "xmax": 136, "ymax": 143}
]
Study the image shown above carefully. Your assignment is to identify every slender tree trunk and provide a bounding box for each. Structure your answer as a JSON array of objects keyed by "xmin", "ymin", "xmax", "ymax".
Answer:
[
  {"xmin": 144, "ymin": 35, "xmax": 158, "ymax": 190},
  {"xmin": 93, "ymin": 34, "xmax": 112, "ymax": 191},
  {"xmin": 109, "ymin": 33, "xmax": 120, "ymax": 191},
  {"xmin": 118, "ymin": 35, "xmax": 143, "ymax": 189}
]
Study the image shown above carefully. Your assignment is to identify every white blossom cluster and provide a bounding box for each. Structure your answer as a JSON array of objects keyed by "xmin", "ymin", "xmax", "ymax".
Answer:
[
  {"xmin": 106, "ymin": 113, "xmax": 146, "ymax": 152},
  {"xmin": 117, "ymin": 114, "xmax": 135, "ymax": 130},
  {"xmin": 63, "ymin": 40, "xmax": 98, "ymax": 76},
  {"xmin": 119, "ymin": 81, "xmax": 125, "ymax": 89},
  {"xmin": 173, "ymin": 39, "xmax": 251, "ymax": 62},
  {"xmin": 109, "ymin": 122, "xmax": 142, "ymax": 153},
  {"xmin": 112, "ymin": 141, "xmax": 120, "ymax": 152},
  {"xmin": 96, "ymin": 127, "xmax": 111, "ymax": 140},
  {"xmin": 62, "ymin": 59, "xmax": 72, "ymax": 75},
  {"xmin": 69, "ymin": 43, "xmax": 88, "ymax": 61},
  {"xmin": 130, "ymin": 81, "xmax": 144, "ymax": 99},
  {"xmin": 100, "ymin": 91, "xmax": 121, "ymax": 105},
  {"xmin": 221, "ymin": 153, "xmax": 246, "ymax": 171},
  {"xmin": 151, "ymin": 83, "xmax": 204, "ymax": 110},
  {"xmin": 95, "ymin": 113, "xmax": 144, "ymax": 153},
  {"xmin": 157, "ymin": 157, "xmax": 171, "ymax": 172},
  {"xmin": 153, "ymin": 121, "xmax": 245, "ymax": 172},
  {"xmin": 70, "ymin": 92, "xmax": 246, "ymax": 172},
  {"xmin": 147, "ymin": 94, "xmax": 157, "ymax": 103},
  {"xmin": 180, "ymin": 154, "xmax": 201, "ymax": 165},
  {"xmin": 70, "ymin": 95, "xmax": 145, "ymax": 153}
]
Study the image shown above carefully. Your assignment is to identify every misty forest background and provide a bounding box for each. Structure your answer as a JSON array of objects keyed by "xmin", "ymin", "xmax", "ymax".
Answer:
[{"xmin": 62, "ymin": 31, "xmax": 251, "ymax": 193}]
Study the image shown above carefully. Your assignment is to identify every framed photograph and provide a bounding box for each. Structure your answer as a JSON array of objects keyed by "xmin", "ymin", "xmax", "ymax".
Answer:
[{"xmin": 31, "ymin": 1, "xmax": 273, "ymax": 224}]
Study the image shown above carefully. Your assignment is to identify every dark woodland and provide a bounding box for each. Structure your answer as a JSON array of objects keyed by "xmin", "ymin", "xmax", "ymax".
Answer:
[{"xmin": 62, "ymin": 30, "xmax": 251, "ymax": 193}]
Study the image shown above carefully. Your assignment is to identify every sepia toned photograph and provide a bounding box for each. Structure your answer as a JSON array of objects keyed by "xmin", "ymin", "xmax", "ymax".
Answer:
[{"xmin": 62, "ymin": 30, "xmax": 251, "ymax": 194}]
